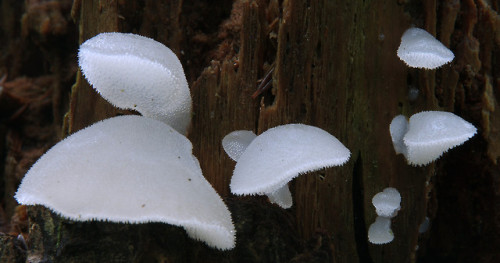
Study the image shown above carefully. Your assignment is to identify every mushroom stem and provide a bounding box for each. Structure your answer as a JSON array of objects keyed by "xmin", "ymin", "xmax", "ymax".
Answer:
[
  {"xmin": 368, "ymin": 216, "xmax": 394, "ymax": 244},
  {"xmin": 266, "ymin": 184, "xmax": 293, "ymax": 209}
]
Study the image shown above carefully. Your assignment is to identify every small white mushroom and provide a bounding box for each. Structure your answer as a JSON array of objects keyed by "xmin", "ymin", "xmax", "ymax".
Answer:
[
  {"xmin": 403, "ymin": 111, "xmax": 477, "ymax": 166},
  {"xmin": 0, "ymin": 74, "xmax": 6, "ymax": 95},
  {"xmin": 389, "ymin": 115, "xmax": 409, "ymax": 157},
  {"xmin": 78, "ymin": 32, "xmax": 191, "ymax": 134},
  {"xmin": 419, "ymin": 216, "xmax": 431, "ymax": 233},
  {"xmin": 368, "ymin": 216, "xmax": 394, "ymax": 245},
  {"xmin": 226, "ymin": 124, "xmax": 351, "ymax": 209},
  {"xmin": 15, "ymin": 115, "xmax": 235, "ymax": 250},
  {"xmin": 372, "ymin": 187, "xmax": 401, "ymax": 218},
  {"xmin": 397, "ymin": 28, "xmax": 454, "ymax": 69}
]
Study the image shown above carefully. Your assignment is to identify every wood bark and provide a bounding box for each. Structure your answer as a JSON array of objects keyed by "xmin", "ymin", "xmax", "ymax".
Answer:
[{"xmin": 0, "ymin": 0, "xmax": 499, "ymax": 262}]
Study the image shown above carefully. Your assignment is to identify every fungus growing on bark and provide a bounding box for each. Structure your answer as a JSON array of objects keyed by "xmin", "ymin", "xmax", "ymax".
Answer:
[
  {"xmin": 372, "ymin": 187, "xmax": 401, "ymax": 218},
  {"xmin": 223, "ymin": 124, "xmax": 350, "ymax": 209},
  {"xmin": 419, "ymin": 217, "xmax": 430, "ymax": 233},
  {"xmin": 78, "ymin": 32, "xmax": 191, "ymax": 134},
  {"xmin": 390, "ymin": 111, "xmax": 476, "ymax": 166},
  {"xmin": 404, "ymin": 111, "xmax": 477, "ymax": 166},
  {"xmin": 15, "ymin": 115, "xmax": 235, "ymax": 250},
  {"xmin": 222, "ymin": 130, "xmax": 257, "ymax": 161},
  {"xmin": 368, "ymin": 188, "xmax": 401, "ymax": 245},
  {"xmin": 397, "ymin": 28, "xmax": 454, "ymax": 69},
  {"xmin": 368, "ymin": 216, "xmax": 394, "ymax": 245},
  {"xmin": 389, "ymin": 115, "xmax": 409, "ymax": 157}
]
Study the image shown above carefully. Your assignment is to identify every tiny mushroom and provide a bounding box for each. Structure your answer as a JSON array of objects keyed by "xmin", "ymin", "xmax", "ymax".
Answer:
[
  {"xmin": 372, "ymin": 187, "xmax": 401, "ymax": 218},
  {"xmin": 390, "ymin": 111, "xmax": 476, "ymax": 166},
  {"xmin": 397, "ymin": 28, "xmax": 454, "ymax": 69},
  {"xmin": 0, "ymin": 74, "xmax": 6, "ymax": 94},
  {"xmin": 368, "ymin": 216, "xmax": 394, "ymax": 245},
  {"xmin": 368, "ymin": 187, "xmax": 401, "ymax": 244},
  {"xmin": 15, "ymin": 115, "xmax": 235, "ymax": 250},
  {"xmin": 223, "ymin": 124, "xmax": 350, "ymax": 209},
  {"xmin": 419, "ymin": 217, "xmax": 431, "ymax": 234},
  {"xmin": 78, "ymin": 32, "xmax": 191, "ymax": 134},
  {"xmin": 389, "ymin": 115, "xmax": 409, "ymax": 157}
]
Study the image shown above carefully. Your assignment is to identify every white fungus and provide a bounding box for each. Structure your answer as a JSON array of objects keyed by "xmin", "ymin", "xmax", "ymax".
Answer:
[
  {"xmin": 389, "ymin": 115, "xmax": 409, "ymax": 157},
  {"xmin": 372, "ymin": 188, "xmax": 401, "ymax": 218},
  {"xmin": 227, "ymin": 124, "xmax": 351, "ymax": 209},
  {"xmin": 403, "ymin": 111, "xmax": 477, "ymax": 166},
  {"xmin": 408, "ymin": 86, "xmax": 419, "ymax": 101},
  {"xmin": 222, "ymin": 130, "xmax": 257, "ymax": 161},
  {"xmin": 15, "ymin": 115, "xmax": 235, "ymax": 250},
  {"xmin": 390, "ymin": 111, "xmax": 477, "ymax": 166},
  {"xmin": 78, "ymin": 32, "xmax": 192, "ymax": 134},
  {"xmin": 368, "ymin": 216, "xmax": 394, "ymax": 245},
  {"xmin": 397, "ymin": 28, "xmax": 455, "ymax": 69},
  {"xmin": 419, "ymin": 216, "xmax": 431, "ymax": 233},
  {"xmin": 368, "ymin": 188, "xmax": 401, "ymax": 245}
]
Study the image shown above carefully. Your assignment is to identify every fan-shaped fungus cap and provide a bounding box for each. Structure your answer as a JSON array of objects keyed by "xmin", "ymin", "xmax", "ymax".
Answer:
[
  {"xmin": 403, "ymin": 111, "xmax": 477, "ymax": 166},
  {"xmin": 78, "ymin": 32, "xmax": 191, "ymax": 134},
  {"xmin": 397, "ymin": 28, "xmax": 454, "ymax": 69},
  {"xmin": 227, "ymin": 124, "xmax": 350, "ymax": 209},
  {"xmin": 372, "ymin": 188, "xmax": 401, "ymax": 218},
  {"xmin": 368, "ymin": 216, "xmax": 394, "ymax": 244},
  {"xmin": 15, "ymin": 115, "xmax": 235, "ymax": 250}
]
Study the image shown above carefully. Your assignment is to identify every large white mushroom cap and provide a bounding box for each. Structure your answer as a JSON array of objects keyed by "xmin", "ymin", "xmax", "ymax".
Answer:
[
  {"xmin": 228, "ymin": 124, "xmax": 350, "ymax": 208},
  {"xmin": 403, "ymin": 111, "xmax": 477, "ymax": 166},
  {"xmin": 15, "ymin": 115, "xmax": 235, "ymax": 250},
  {"xmin": 397, "ymin": 28, "xmax": 454, "ymax": 69},
  {"xmin": 78, "ymin": 32, "xmax": 191, "ymax": 134},
  {"xmin": 372, "ymin": 188, "xmax": 401, "ymax": 218}
]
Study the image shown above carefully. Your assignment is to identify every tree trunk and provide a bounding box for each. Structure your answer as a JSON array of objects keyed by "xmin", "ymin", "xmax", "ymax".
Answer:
[{"xmin": 1, "ymin": 0, "xmax": 499, "ymax": 262}]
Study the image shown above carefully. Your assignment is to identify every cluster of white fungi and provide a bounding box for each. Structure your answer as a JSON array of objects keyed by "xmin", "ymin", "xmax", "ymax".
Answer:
[
  {"xmin": 14, "ymin": 26, "xmax": 475, "ymax": 250},
  {"xmin": 368, "ymin": 188, "xmax": 401, "ymax": 244}
]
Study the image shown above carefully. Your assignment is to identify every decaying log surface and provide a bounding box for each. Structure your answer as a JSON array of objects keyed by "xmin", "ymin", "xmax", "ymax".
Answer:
[{"xmin": 0, "ymin": 0, "xmax": 499, "ymax": 262}]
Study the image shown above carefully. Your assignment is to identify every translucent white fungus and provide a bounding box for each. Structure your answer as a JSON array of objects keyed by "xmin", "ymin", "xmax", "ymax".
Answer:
[
  {"xmin": 372, "ymin": 187, "xmax": 401, "ymax": 218},
  {"xmin": 397, "ymin": 28, "xmax": 455, "ymax": 69},
  {"xmin": 403, "ymin": 111, "xmax": 477, "ymax": 166},
  {"xmin": 222, "ymin": 130, "xmax": 257, "ymax": 161},
  {"xmin": 15, "ymin": 115, "xmax": 234, "ymax": 250},
  {"xmin": 78, "ymin": 32, "xmax": 192, "ymax": 134},
  {"xmin": 419, "ymin": 216, "xmax": 430, "ymax": 233},
  {"xmin": 368, "ymin": 216, "xmax": 394, "ymax": 244},
  {"xmin": 389, "ymin": 115, "xmax": 409, "ymax": 156},
  {"xmin": 229, "ymin": 124, "xmax": 351, "ymax": 209},
  {"xmin": 408, "ymin": 86, "xmax": 419, "ymax": 101},
  {"xmin": 266, "ymin": 185, "xmax": 293, "ymax": 209},
  {"xmin": 368, "ymin": 188, "xmax": 401, "ymax": 244},
  {"xmin": 0, "ymin": 74, "xmax": 5, "ymax": 95}
]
